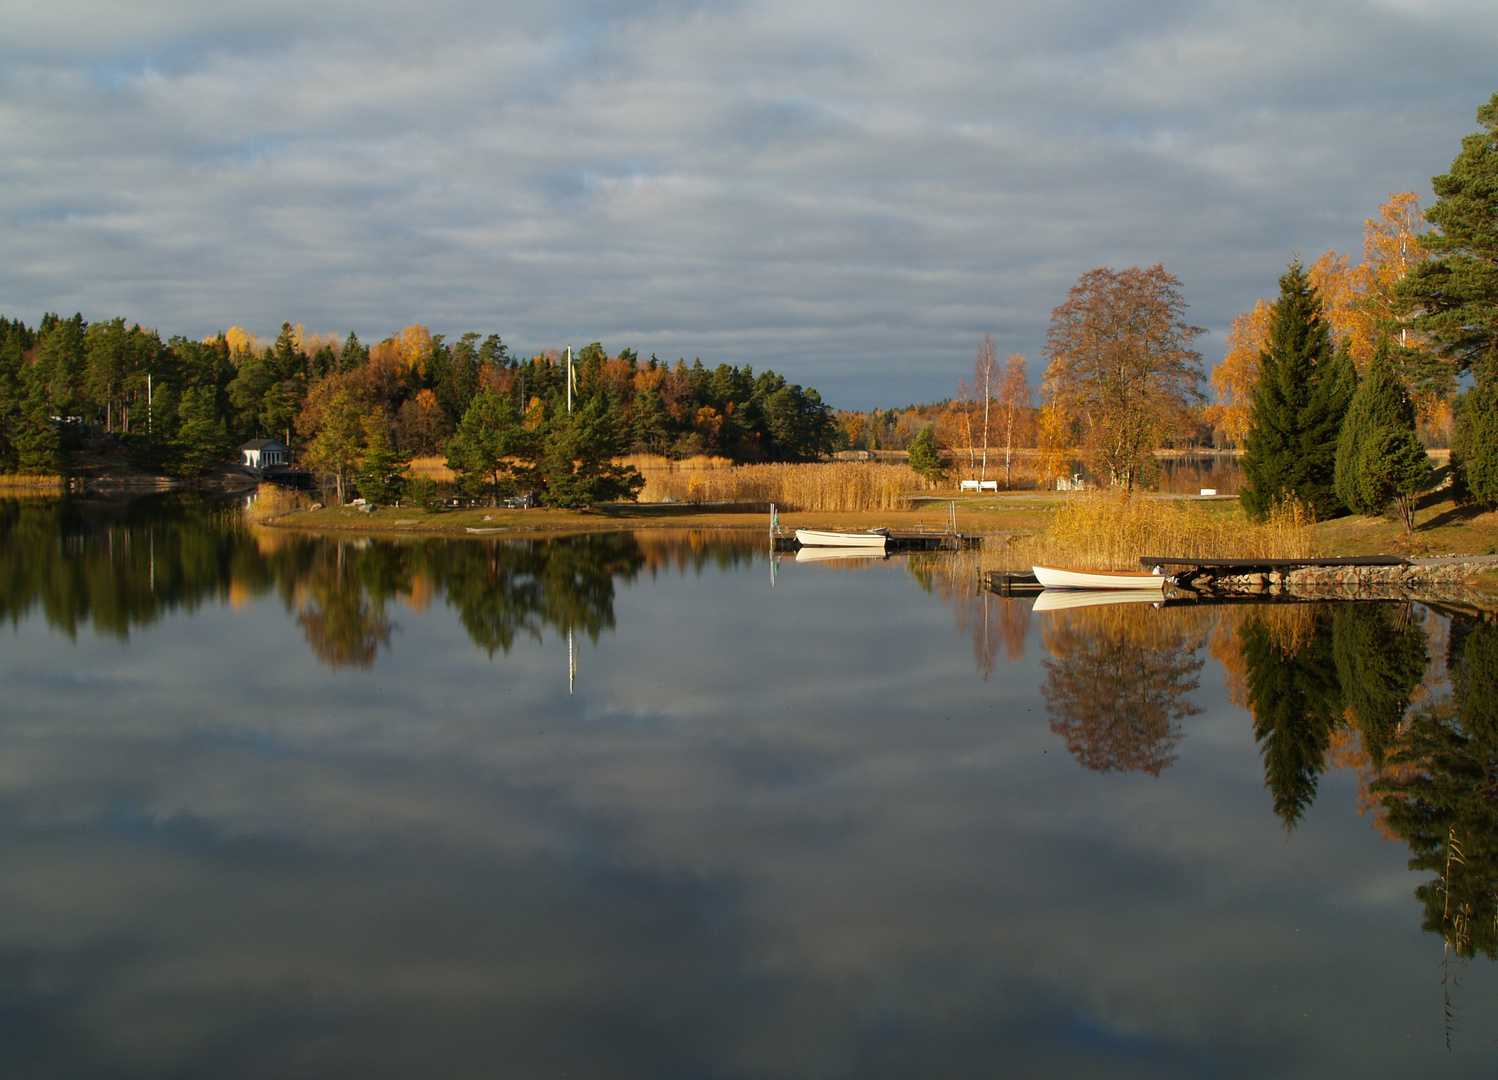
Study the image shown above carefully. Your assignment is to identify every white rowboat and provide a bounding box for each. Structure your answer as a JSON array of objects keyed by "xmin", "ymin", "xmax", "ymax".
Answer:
[
  {"xmin": 1032, "ymin": 564, "xmax": 1167, "ymax": 590},
  {"xmin": 795, "ymin": 528, "xmax": 889, "ymax": 549}
]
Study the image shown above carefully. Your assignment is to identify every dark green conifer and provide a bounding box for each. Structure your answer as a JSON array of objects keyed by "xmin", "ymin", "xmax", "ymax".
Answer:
[
  {"xmin": 907, "ymin": 423, "xmax": 944, "ymax": 482},
  {"xmin": 1451, "ymin": 383, "xmax": 1498, "ymax": 506},
  {"xmin": 1335, "ymin": 340, "xmax": 1416, "ymax": 514},
  {"xmin": 173, "ymin": 386, "xmax": 231, "ymax": 476},
  {"xmin": 1241, "ymin": 261, "xmax": 1354, "ymax": 519},
  {"xmin": 1396, "ymin": 91, "xmax": 1498, "ymax": 384},
  {"xmin": 355, "ymin": 418, "xmax": 409, "ymax": 506}
]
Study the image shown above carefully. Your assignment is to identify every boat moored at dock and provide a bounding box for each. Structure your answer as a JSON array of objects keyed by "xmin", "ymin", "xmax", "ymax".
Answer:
[
  {"xmin": 1032, "ymin": 564, "xmax": 1167, "ymax": 590},
  {"xmin": 795, "ymin": 528, "xmax": 890, "ymax": 549}
]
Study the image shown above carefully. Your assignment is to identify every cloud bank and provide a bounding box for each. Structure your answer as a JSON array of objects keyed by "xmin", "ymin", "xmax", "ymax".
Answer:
[{"xmin": 1, "ymin": 0, "xmax": 1494, "ymax": 406}]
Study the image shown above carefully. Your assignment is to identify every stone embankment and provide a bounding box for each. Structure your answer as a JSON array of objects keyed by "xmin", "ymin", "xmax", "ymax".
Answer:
[{"xmin": 1197, "ymin": 555, "xmax": 1498, "ymax": 604}]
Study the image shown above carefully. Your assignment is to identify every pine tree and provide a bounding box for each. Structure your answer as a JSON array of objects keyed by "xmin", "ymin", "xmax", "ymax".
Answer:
[
  {"xmin": 907, "ymin": 424, "xmax": 944, "ymax": 482},
  {"xmin": 1335, "ymin": 340, "xmax": 1415, "ymax": 514},
  {"xmin": 1452, "ymin": 383, "xmax": 1498, "ymax": 506},
  {"xmin": 172, "ymin": 387, "xmax": 231, "ymax": 476},
  {"xmin": 1241, "ymin": 261, "xmax": 1355, "ymax": 519},
  {"xmin": 445, "ymin": 388, "xmax": 533, "ymax": 504},
  {"xmin": 356, "ymin": 417, "xmax": 409, "ymax": 506},
  {"xmin": 1359, "ymin": 426, "xmax": 1434, "ymax": 533},
  {"xmin": 1396, "ymin": 91, "xmax": 1498, "ymax": 384},
  {"xmin": 536, "ymin": 398, "xmax": 643, "ymax": 508},
  {"xmin": 12, "ymin": 370, "xmax": 64, "ymax": 475}
]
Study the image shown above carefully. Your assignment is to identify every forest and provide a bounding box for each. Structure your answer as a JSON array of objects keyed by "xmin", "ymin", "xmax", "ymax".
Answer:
[{"xmin": 0, "ymin": 317, "xmax": 838, "ymax": 504}]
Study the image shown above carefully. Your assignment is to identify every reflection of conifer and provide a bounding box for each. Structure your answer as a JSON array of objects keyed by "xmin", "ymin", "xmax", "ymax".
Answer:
[
  {"xmin": 1452, "ymin": 617, "xmax": 1498, "ymax": 742},
  {"xmin": 1332, "ymin": 604, "xmax": 1428, "ymax": 769},
  {"xmin": 1374, "ymin": 699, "xmax": 1498, "ymax": 961},
  {"xmin": 1241, "ymin": 610, "xmax": 1343, "ymax": 827}
]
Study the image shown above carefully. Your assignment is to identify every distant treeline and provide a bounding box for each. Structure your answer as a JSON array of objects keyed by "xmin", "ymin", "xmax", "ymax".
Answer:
[{"xmin": 0, "ymin": 316, "xmax": 839, "ymax": 482}]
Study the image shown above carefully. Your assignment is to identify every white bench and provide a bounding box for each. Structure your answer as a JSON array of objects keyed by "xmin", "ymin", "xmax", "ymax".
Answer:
[{"xmin": 959, "ymin": 480, "xmax": 999, "ymax": 492}]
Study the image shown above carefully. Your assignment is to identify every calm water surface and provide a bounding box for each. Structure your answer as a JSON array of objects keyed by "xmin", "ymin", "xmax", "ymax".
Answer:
[{"xmin": 1, "ymin": 496, "xmax": 1496, "ymax": 1078}]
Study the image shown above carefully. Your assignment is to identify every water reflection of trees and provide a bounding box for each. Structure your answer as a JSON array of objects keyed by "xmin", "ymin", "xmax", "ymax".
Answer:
[
  {"xmin": 1040, "ymin": 606, "xmax": 1205, "ymax": 775},
  {"xmin": 1373, "ymin": 616, "xmax": 1498, "ymax": 961},
  {"xmin": 0, "ymin": 498, "xmax": 664, "ymax": 668},
  {"xmin": 1221, "ymin": 599, "xmax": 1498, "ymax": 1000},
  {"xmin": 1234, "ymin": 604, "xmax": 1427, "ymax": 827},
  {"xmin": 0, "ymin": 495, "xmax": 253, "ymax": 637},
  {"xmin": 910, "ymin": 551, "xmax": 1030, "ymax": 679}
]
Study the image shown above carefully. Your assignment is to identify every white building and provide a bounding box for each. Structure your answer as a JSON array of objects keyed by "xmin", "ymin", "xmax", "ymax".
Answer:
[{"xmin": 239, "ymin": 439, "xmax": 289, "ymax": 469}]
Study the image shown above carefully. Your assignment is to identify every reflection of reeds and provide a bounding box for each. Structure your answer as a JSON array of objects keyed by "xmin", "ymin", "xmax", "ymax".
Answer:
[
  {"xmin": 987, "ymin": 492, "xmax": 1318, "ymax": 572},
  {"xmin": 1039, "ymin": 600, "xmax": 1215, "ymax": 658}
]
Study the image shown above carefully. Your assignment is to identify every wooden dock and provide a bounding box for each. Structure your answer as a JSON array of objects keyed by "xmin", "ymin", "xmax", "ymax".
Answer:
[
  {"xmin": 985, "ymin": 570, "xmax": 1042, "ymax": 595},
  {"xmin": 1139, "ymin": 555, "xmax": 1406, "ymax": 587}
]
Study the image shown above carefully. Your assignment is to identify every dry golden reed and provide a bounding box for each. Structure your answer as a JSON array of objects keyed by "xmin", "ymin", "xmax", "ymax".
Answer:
[
  {"xmin": 407, "ymin": 456, "xmax": 457, "ymax": 482},
  {"xmin": 990, "ymin": 492, "xmax": 1319, "ymax": 572},
  {"xmin": 0, "ymin": 474, "xmax": 65, "ymax": 493},
  {"xmin": 249, "ymin": 482, "xmax": 313, "ymax": 522},
  {"xmin": 632, "ymin": 456, "xmax": 933, "ymax": 511}
]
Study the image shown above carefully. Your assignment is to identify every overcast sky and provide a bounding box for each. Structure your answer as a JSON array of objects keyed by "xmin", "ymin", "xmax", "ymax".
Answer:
[{"xmin": 2, "ymin": 0, "xmax": 1493, "ymax": 408}]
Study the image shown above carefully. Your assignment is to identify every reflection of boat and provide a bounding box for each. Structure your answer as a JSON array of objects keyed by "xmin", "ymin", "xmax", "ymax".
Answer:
[
  {"xmin": 794, "ymin": 546, "xmax": 888, "ymax": 563},
  {"xmin": 795, "ymin": 528, "xmax": 889, "ymax": 548},
  {"xmin": 1033, "ymin": 564, "xmax": 1166, "ymax": 590},
  {"xmin": 1032, "ymin": 588, "xmax": 1165, "ymax": 613}
]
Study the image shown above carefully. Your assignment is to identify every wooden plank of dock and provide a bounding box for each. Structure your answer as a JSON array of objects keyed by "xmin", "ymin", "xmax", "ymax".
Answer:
[{"xmin": 1139, "ymin": 555, "xmax": 1407, "ymax": 571}]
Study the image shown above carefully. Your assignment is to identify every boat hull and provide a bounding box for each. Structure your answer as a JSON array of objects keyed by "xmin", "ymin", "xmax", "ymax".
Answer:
[
  {"xmin": 796, "ymin": 528, "xmax": 889, "ymax": 548},
  {"xmin": 1032, "ymin": 564, "xmax": 1166, "ymax": 590}
]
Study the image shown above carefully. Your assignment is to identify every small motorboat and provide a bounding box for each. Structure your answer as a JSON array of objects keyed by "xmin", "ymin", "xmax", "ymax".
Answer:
[
  {"xmin": 795, "ymin": 528, "xmax": 890, "ymax": 549},
  {"xmin": 1032, "ymin": 564, "xmax": 1167, "ymax": 590}
]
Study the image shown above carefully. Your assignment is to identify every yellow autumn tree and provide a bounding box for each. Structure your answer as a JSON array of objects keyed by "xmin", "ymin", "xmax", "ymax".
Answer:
[
  {"xmin": 222, "ymin": 327, "xmax": 260, "ymax": 359},
  {"xmin": 1305, "ymin": 192, "xmax": 1428, "ymax": 372},
  {"xmin": 1033, "ymin": 399, "xmax": 1074, "ymax": 488},
  {"xmin": 1308, "ymin": 250, "xmax": 1373, "ymax": 366},
  {"xmin": 1210, "ymin": 299, "xmax": 1272, "ymax": 447},
  {"xmin": 391, "ymin": 324, "xmax": 433, "ymax": 376}
]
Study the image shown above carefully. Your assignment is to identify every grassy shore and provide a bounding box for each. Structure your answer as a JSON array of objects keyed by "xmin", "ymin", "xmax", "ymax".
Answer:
[{"xmin": 255, "ymin": 478, "xmax": 1498, "ymax": 566}]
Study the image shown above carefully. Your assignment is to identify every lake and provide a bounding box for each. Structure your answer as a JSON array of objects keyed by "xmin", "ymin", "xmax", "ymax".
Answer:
[{"xmin": 1, "ymin": 495, "xmax": 1495, "ymax": 1078}]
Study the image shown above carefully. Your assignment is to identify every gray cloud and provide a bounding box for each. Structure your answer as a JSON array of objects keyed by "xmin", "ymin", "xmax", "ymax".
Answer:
[{"xmin": 1, "ymin": 0, "xmax": 1494, "ymax": 406}]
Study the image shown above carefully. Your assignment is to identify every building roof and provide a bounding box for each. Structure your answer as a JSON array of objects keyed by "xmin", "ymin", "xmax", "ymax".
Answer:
[{"xmin": 239, "ymin": 438, "xmax": 288, "ymax": 451}]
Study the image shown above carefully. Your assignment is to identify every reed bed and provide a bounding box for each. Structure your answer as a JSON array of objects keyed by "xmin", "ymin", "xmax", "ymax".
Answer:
[
  {"xmin": 248, "ymin": 482, "xmax": 314, "ymax": 523},
  {"xmin": 638, "ymin": 459, "xmax": 932, "ymax": 511},
  {"xmin": 987, "ymin": 492, "xmax": 1319, "ymax": 572},
  {"xmin": 407, "ymin": 456, "xmax": 457, "ymax": 482},
  {"xmin": 0, "ymin": 474, "xmax": 65, "ymax": 493}
]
